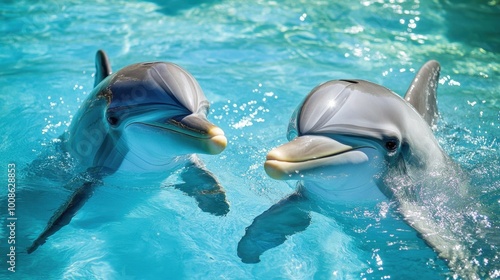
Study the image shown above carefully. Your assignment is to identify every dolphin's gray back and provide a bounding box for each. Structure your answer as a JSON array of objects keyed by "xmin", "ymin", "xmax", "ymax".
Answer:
[{"xmin": 404, "ymin": 60, "xmax": 440, "ymax": 127}]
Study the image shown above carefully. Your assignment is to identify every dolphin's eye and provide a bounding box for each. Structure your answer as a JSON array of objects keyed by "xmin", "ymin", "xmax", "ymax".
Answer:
[
  {"xmin": 107, "ymin": 116, "xmax": 119, "ymax": 126},
  {"xmin": 385, "ymin": 140, "xmax": 398, "ymax": 152}
]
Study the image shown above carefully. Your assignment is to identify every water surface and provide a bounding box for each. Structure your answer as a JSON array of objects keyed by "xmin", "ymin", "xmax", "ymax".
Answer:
[{"xmin": 0, "ymin": 0, "xmax": 499, "ymax": 279}]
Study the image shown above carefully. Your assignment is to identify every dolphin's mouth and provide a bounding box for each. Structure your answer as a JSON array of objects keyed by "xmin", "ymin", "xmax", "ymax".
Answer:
[
  {"xmin": 132, "ymin": 113, "xmax": 227, "ymax": 155},
  {"xmin": 264, "ymin": 135, "xmax": 371, "ymax": 179}
]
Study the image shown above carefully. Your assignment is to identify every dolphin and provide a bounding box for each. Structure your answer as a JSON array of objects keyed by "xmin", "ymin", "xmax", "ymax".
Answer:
[
  {"xmin": 27, "ymin": 50, "xmax": 229, "ymax": 253},
  {"xmin": 238, "ymin": 61, "xmax": 480, "ymax": 278}
]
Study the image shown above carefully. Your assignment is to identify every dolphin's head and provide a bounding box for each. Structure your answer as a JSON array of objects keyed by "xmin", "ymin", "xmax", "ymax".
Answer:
[
  {"xmin": 99, "ymin": 62, "xmax": 226, "ymax": 167},
  {"xmin": 265, "ymin": 80, "xmax": 413, "ymax": 197}
]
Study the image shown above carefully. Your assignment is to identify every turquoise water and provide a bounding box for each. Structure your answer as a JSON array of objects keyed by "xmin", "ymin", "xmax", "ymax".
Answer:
[{"xmin": 1, "ymin": 0, "xmax": 499, "ymax": 279}]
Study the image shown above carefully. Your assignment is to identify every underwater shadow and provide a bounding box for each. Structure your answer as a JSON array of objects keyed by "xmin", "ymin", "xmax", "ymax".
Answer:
[
  {"xmin": 146, "ymin": 0, "xmax": 221, "ymax": 16},
  {"xmin": 9, "ymin": 163, "xmax": 230, "ymax": 255},
  {"xmin": 440, "ymin": 0, "xmax": 500, "ymax": 52}
]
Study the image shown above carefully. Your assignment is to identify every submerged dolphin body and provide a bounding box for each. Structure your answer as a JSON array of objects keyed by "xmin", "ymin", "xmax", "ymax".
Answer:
[
  {"xmin": 238, "ymin": 61, "xmax": 479, "ymax": 278},
  {"xmin": 28, "ymin": 50, "xmax": 229, "ymax": 253}
]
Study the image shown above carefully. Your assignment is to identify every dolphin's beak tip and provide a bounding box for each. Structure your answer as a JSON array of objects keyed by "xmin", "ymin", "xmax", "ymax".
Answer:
[
  {"xmin": 264, "ymin": 159, "xmax": 287, "ymax": 180},
  {"xmin": 265, "ymin": 148, "xmax": 281, "ymax": 161},
  {"xmin": 207, "ymin": 127, "xmax": 227, "ymax": 155},
  {"xmin": 264, "ymin": 147, "xmax": 293, "ymax": 179}
]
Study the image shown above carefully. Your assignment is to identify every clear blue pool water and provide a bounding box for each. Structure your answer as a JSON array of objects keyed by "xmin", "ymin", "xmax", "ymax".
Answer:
[{"xmin": 1, "ymin": 0, "xmax": 499, "ymax": 279}]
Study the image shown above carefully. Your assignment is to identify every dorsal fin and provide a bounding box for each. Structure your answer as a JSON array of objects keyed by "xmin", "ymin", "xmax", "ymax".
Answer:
[
  {"xmin": 94, "ymin": 50, "xmax": 112, "ymax": 87},
  {"xmin": 404, "ymin": 60, "xmax": 440, "ymax": 127}
]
